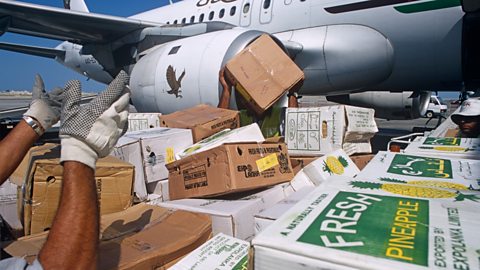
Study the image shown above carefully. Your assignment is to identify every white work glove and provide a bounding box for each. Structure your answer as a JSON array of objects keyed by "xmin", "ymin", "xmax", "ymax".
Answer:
[
  {"xmin": 23, "ymin": 74, "xmax": 64, "ymax": 133},
  {"xmin": 59, "ymin": 71, "xmax": 130, "ymax": 169}
]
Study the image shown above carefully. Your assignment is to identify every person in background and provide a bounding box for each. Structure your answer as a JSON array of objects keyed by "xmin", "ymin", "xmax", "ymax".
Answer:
[
  {"xmin": 450, "ymin": 98, "xmax": 480, "ymax": 138},
  {"xmin": 217, "ymin": 67, "xmax": 301, "ymax": 137},
  {"xmin": 0, "ymin": 71, "xmax": 130, "ymax": 270}
]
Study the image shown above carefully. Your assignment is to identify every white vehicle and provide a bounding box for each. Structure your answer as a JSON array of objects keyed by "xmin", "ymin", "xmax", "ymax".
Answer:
[{"xmin": 425, "ymin": 95, "xmax": 447, "ymax": 118}]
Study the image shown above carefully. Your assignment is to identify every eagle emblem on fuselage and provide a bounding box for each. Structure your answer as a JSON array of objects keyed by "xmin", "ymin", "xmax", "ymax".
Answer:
[{"xmin": 166, "ymin": 65, "xmax": 185, "ymax": 98}]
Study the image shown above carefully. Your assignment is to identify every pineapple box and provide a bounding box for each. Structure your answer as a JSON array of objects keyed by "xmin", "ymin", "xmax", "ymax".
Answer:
[
  {"xmin": 252, "ymin": 176, "xmax": 480, "ymax": 270},
  {"xmin": 285, "ymin": 106, "xmax": 377, "ymax": 156},
  {"xmin": 168, "ymin": 233, "xmax": 250, "ymax": 270},
  {"xmin": 301, "ymin": 149, "xmax": 360, "ymax": 186},
  {"xmin": 356, "ymin": 151, "xmax": 480, "ymax": 191},
  {"xmin": 404, "ymin": 137, "xmax": 480, "ymax": 160}
]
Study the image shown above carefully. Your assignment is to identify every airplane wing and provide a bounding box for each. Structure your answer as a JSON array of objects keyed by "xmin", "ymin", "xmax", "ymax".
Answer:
[
  {"xmin": 0, "ymin": 0, "xmax": 163, "ymax": 44},
  {"xmin": 0, "ymin": 42, "xmax": 65, "ymax": 59}
]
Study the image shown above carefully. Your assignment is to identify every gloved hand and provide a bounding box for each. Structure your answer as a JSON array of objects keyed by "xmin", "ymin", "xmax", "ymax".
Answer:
[
  {"xmin": 23, "ymin": 74, "xmax": 64, "ymax": 134},
  {"xmin": 59, "ymin": 71, "xmax": 130, "ymax": 169}
]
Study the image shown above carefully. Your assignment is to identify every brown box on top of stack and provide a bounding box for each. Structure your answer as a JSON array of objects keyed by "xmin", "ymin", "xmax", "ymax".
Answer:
[
  {"xmin": 167, "ymin": 142, "xmax": 294, "ymax": 200},
  {"xmin": 160, "ymin": 104, "xmax": 240, "ymax": 143},
  {"xmin": 225, "ymin": 34, "xmax": 304, "ymax": 115},
  {"xmin": 5, "ymin": 204, "xmax": 212, "ymax": 270},
  {"xmin": 17, "ymin": 144, "xmax": 134, "ymax": 235}
]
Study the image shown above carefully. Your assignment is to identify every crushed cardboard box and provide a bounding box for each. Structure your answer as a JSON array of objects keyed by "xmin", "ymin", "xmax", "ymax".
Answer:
[
  {"xmin": 175, "ymin": 123, "xmax": 264, "ymax": 159},
  {"xmin": 5, "ymin": 204, "xmax": 212, "ymax": 270},
  {"xmin": 290, "ymin": 156, "xmax": 318, "ymax": 175},
  {"xmin": 403, "ymin": 136, "xmax": 480, "ymax": 160},
  {"xmin": 127, "ymin": 113, "xmax": 162, "ymax": 132},
  {"xmin": 349, "ymin": 154, "xmax": 375, "ymax": 170},
  {"xmin": 160, "ymin": 104, "xmax": 240, "ymax": 143},
  {"xmin": 168, "ymin": 142, "xmax": 294, "ymax": 200},
  {"xmin": 226, "ymin": 34, "xmax": 304, "ymax": 115},
  {"xmin": 285, "ymin": 105, "xmax": 378, "ymax": 156},
  {"xmin": 253, "ymin": 175, "xmax": 480, "ymax": 270},
  {"xmin": 18, "ymin": 145, "xmax": 134, "ymax": 235},
  {"xmin": 169, "ymin": 233, "xmax": 250, "ymax": 270},
  {"xmin": 355, "ymin": 151, "xmax": 480, "ymax": 191}
]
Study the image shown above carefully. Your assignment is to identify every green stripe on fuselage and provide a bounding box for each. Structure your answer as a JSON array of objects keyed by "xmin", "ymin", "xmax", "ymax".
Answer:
[{"xmin": 394, "ymin": 0, "xmax": 461, "ymax": 13}]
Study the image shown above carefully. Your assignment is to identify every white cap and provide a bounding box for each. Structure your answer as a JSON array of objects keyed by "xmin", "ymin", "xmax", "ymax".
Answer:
[{"xmin": 451, "ymin": 98, "xmax": 480, "ymax": 124}]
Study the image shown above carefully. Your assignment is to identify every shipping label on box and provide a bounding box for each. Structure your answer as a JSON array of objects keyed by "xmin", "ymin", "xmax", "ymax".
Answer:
[
  {"xmin": 176, "ymin": 123, "xmax": 264, "ymax": 159},
  {"xmin": 168, "ymin": 142, "xmax": 294, "ymax": 200},
  {"xmin": 253, "ymin": 176, "xmax": 480, "ymax": 270},
  {"xmin": 357, "ymin": 151, "xmax": 480, "ymax": 191},
  {"xmin": 404, "ymin": 137, "xmax": 480, "ymax": 160},
  {"xmin": 226, "ymin": 34, "xmax": 304, "ymax": 115},
  {"xmin": 127, "ymin": 113, "xmax": 162, "ymax": 132},
  {"xmin": 124, "ymin": 127, "xmax": 193, "ymax": 183},
  {"xmin": 160, "ymin": 104, "xmax": 240, "ymax": 143},
  {"xmin": 169, "ymin": 233, "xmax": 250, "ymax": 270}
]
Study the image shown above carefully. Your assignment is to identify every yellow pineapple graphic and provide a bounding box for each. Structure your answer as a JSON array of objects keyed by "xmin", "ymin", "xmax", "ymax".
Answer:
[
  {"xmin": 350, "ymin": 179, "xmax": 479, "ymax": 202},
  {"xmin": 418, "ymin": 146, "xmax": 469, "ymax": 152},
  {"xmin": 323, "ymin": 156, "xmax": 349, "ymax": 175},
  {"xmin": 379, "ymin": 177, "xmax": 471, "ymax": 190}
]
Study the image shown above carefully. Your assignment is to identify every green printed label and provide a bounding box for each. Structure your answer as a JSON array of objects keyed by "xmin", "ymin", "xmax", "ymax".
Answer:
[
  {"xmin": 297, "ymin": 192, "xmax": 429, "ymax": 266},
  {"xmin": 232, "ymin": 255, "xmax": 249, "ymax": 270},
  {"xmin": 387, "ymin": 154, "xmax": 453, "ymax": 179},
  {"xmin": 423, "ymin": 137, "xmax": 461, "ymax": 146}
]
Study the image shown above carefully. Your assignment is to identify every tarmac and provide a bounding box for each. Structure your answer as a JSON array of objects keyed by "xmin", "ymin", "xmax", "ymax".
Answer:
[{"xmin": 0, "ymin": 95, "xmax": 459, "ymax": 153}]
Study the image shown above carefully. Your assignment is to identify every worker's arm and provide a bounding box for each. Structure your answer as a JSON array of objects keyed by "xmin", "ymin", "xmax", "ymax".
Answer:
[
  {"xmin": 0, "ymin": 75, "xmax": 63, "ymax": 186},
  {"xmin": 38, "ymin": 161, "xmax": 98, "ymax": 269},
  {"xmin": 37, "ymin": 71, "xmax": 130, "ymax": 270},
  {"xmin": 217, "ymin": 67, "xmax": 234, "ymax": 109}
]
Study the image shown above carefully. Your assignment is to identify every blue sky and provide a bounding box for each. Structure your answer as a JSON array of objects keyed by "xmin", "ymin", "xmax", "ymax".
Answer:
[{"xmin": 0, "ymin": 0, "xmax": 170, "ymax": 92}]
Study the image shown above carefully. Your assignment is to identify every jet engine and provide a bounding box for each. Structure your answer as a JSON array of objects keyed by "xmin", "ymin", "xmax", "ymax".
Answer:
[
  {"xmin": 326, "ymin": 91, "xmax": 431, "ymax": 120},
  {"xmin": 130, "ymin": 28, "xmax": 277, "ymax": 114}
]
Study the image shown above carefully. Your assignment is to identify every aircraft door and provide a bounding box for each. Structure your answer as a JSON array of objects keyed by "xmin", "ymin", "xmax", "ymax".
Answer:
[
  {"xmin": 260, "ymin": 0, "xmax": 273, "ymax": 24},
  {"xmin": 240, "ymin": 0, "xmax": 252, "ymax": 27}
]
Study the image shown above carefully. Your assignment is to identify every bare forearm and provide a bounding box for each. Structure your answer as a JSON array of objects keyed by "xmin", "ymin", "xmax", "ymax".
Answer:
[
  {"xmin": 0, "ymin": 120, "xmax": 39, "ymax": 185},
  {"xmin": 39, "ymin": 161, "xmax": 99, "ymax": 270}
]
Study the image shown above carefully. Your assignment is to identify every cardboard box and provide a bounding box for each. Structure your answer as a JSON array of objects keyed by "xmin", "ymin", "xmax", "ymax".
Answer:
[
  {"xmin": 115, "ymin": 127, "xmax": 193, "ymax": 185},
  {"xmin": 254, "ymin": 187, "xmax": 313, "ymax": 235},
  {"xmin": 160, "ymin": 104, "xmax": 240, "ymax": 143},
  {"xmin": 349, "ymin": 154, "xmax": 375, "ymax": 170},
  {"xmin": 285, "ymin": 106, "xmax": 378, "ymax": 156},
  {"xmin": 404, "ymin": 136, "xmax": 480, "ymax": 160},
  {"xmin": 290, "ymin": 156, "xmax": 318, "ymax": 175},
  {"xmin": 20, "ymin": 145, "xmax": 134, "ymax": 235},
  {"xmin": 356, "ymin": 151, "xmax": 480, "ymax": 191},
  {"xmin": 157, "ymin": 185, "xmax": 286, "ymax": 241},
  {"xmin": 113, "ymin": 136, "xmax": 148, "ymax": 201},
  {"xmin": 168, "ymin": 142, "xmax": 294, "ymax": 200},
  {"xmin": 10, "ymin": 143, "xmax": 58, "ymax": 186},
  {"xmin": 252, "ymin": 176, "xmax": 480, "ymax": 270},
  {"xmin": 169, "ymin": 233, "xmax": 250, "ymax": 270},
  {"xmin": 5, "ymin": 204, "xmax": 212, "ymax": 269},
  {"xmin": 0, "ymin": 180, "xmax": 22, "ymax": 237},
  {"xmin": 146, "ymin": 179, "xmax": 170, "ymax": 202},
  {"xmin": 302, "ymin": 149, "xmax": 360, "ymax": 186},
  {"xmin": 127, "ymin": 112, "xmax": 162, "ymax": 132},
  {"xmin": 226, "ymin": 34, "xmax": 304, "ymax": 115},
  {"xmin": 175, "ymin": 123, "xmax": 264, "ymax": 159}
]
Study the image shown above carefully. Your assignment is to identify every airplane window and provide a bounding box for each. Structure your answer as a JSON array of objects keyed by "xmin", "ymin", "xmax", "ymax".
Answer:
[
  {"xmin": 230, "ymin": 6, "xmax": 236, "ymax": 16},
  {"xmin": 182, "ymin": 18, "xmax": 186, "ymax": 24},
  {"xmin": 190, "ymin": 16, "xmax": 195, "ymax": 23},
  {"xmin": 209, "ymin": 11, "xmax": 214, "ymax": 20},
  {"xmin": 199, "ymin": 13, "xmax": 204, "ymax": 22},
  {"xmin": 174, "ymin": 19, "xmax": 178, "ymax": 24},
  {"xmin": 263, "ymin": 0, "xmax": 271, "ymax": 9},
  {"xmin": 243, "ymin": 3, "xmax": 250, "ymax": 13},
  {"xmin": 219, "ymin": 8, "xmax": 225, "ymax": 18}
]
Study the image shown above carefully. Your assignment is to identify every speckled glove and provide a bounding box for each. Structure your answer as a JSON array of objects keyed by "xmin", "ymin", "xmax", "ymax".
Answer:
[
  {"xmin": 59, "ymin": 71, "xmax": 130, "ymax": 169},
  {"xmin": 23, "ymin": 74, "xmax": 64, "ymax": 134}
]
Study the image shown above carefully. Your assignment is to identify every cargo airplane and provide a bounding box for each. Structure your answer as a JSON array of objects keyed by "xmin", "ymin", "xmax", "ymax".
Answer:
[{"xmin": 0, "ymin": 0, "xmax": 479, "ymax": 119}]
